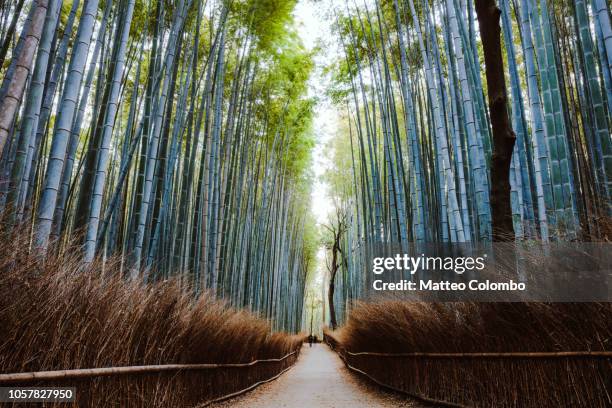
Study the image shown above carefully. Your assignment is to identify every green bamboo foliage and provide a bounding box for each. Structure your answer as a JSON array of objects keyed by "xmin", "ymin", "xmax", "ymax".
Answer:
[{"xmin": 0, "ymin": 0, "xmax": 317, "ymax": 333}]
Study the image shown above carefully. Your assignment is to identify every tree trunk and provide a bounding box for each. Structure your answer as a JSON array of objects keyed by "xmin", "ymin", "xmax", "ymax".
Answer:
[
  {"xmin": 475, "ymin": 0, "xmax": 516, "ymax": 241},
  {"xmin": 328, "ymin": 278, "xmax": 337, "ymax": 330},
  {"xmin": 328, "ymin": 241, "xmax": 339, "ymax": 330}
]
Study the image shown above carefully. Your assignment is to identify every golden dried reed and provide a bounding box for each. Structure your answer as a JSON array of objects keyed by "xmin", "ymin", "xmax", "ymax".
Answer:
[
  {"xmin": 327, "ymin": 301, "xmax": 611, "ymax": 407},
  {"xmin": 0, "ymin": 226, "xmax": 303, "ymax": 407}
]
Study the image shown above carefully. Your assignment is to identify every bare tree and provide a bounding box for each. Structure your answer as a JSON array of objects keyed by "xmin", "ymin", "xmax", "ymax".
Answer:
[{"xmin": 323, "ymin": 203, "xmax": 348, "ymax": 330}]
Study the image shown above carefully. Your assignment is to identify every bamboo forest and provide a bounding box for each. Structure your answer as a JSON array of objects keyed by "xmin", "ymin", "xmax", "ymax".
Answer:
[
  {"xmin": 0, "ymin": 0, "xmax": 319, "ymax": 333},
  {"xmin": 0, "ymin": 0, "xmax": 611, "ymax": 406},
  {"xmin": 322, "ymin": 0, "xmax": 612, "ymax": 326}
]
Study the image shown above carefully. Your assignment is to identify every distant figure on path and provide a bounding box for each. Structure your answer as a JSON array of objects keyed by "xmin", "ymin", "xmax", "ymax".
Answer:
[{"xmin": 308, "ymin": 334, "xmax": 313, "ymax": 347}]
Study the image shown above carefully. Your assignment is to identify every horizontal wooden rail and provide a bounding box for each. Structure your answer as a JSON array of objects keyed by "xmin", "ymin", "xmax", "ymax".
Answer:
[
  {"xmin": 198, "ymin": 362, "xmax": 296, "ymax": 407},
  {"xmin": 324, "ymin": 336, "xmax": 467, "ymax": 408},
  {"xmin": 323, "ymin": 331, "xmax": 611, "ymax": 359},
  {"xmin": 342, "ymin": 358, "xmax": 469, "ymax": 408},
  {"xmin": 0, "ymin": 351, "xmax": 297, "ymax": 384},
  {"xmin": 324, "ymin": 333, "xmax": 612, "ymax": 408},
  {"xmin": 345, "ymin": 350, "xmax": 612, "ymax": 359}
]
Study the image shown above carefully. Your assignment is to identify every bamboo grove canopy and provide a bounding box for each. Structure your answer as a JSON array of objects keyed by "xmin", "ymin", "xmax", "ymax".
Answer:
[
  {"xmin": 1, "ymin": 0, "xmax": 612, "ymax": 330},
  {"xmin": 0, "ymin": 0, "xmax": 318, "ymax": 333},
  {"xmin": 323, "ymin": 0, "xmax": 612, "ymax": 324}
]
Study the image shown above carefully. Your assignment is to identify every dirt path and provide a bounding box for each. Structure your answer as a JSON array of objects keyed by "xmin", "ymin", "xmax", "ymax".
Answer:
[{"xmin": 212, "ymin": 344, "xmax": 428, "ymax": 407}]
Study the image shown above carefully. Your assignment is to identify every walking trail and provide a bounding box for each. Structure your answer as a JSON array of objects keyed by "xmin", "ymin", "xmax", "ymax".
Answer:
[{"xmin": 213, "ymin": 344, "xmax": 426, "ymax": 407}]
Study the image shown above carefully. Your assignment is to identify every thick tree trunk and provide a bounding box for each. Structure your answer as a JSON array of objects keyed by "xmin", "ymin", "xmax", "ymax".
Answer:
[
  {"xmin": 328, "ymin": 241, "xmax": 339, "ymax": 330},
  {"xmin": 328, "ymin": 277, "xmax": 337, "ymax": 330},
  {"xmin": 475, "ymin": 0, "xmax": 516, "ymax": 241},
  {"xmin": 0, "ymin": 0, "xmax": 48, "ymax": 158}
]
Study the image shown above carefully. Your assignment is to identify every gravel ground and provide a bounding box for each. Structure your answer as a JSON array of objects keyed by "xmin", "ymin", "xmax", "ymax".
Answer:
[{"xmin": 211, "ymin": 343, "xmax": 430, "ymax": 408}]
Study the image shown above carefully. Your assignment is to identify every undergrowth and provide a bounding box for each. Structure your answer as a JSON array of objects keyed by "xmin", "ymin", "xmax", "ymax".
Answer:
[
  {"xmin": 0, "ymin": 227, "xmax": 303, "ymax": 407},
  {"xmin": 327, "ymin": 301, "xmax": 611, "ymax": 407}
]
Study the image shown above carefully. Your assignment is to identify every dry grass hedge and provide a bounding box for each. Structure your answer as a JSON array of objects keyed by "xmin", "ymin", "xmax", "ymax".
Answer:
[
  {"xmin": 0, "ymin": 228, "xmax": 304, "ymax": 407},
  {"xmin": 327, "ymin": 301, "xmax": 612, "ymax": 407}
]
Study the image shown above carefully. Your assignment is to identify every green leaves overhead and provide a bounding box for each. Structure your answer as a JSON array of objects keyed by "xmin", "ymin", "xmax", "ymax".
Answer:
[{"xmin": 231, "ymin": 0, "xmax": 297, "ymax": 51}]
